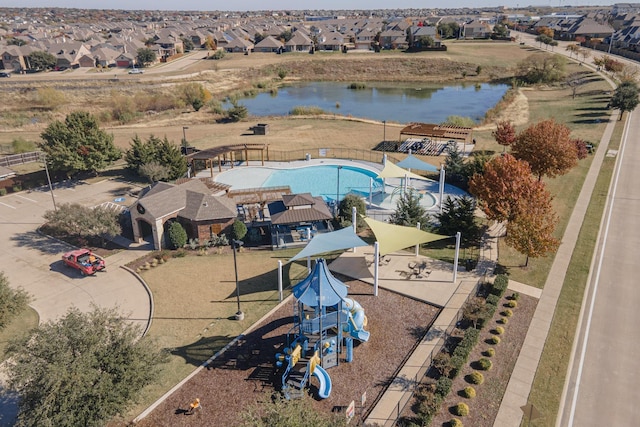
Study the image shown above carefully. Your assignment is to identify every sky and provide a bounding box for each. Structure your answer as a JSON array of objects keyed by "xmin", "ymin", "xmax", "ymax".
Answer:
[{"xmin": 0, "ymin": 1, "xmax": 622, "ymax": 12}]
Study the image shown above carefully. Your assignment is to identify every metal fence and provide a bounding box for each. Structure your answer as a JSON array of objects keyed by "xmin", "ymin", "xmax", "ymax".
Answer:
[
  {"xmin": 0, "ymin": 151, "xmax": 42, "ymax": 167},
  {"xmin": 366, "ymin": 279, "xmax": 481, "ymax": 425},
  {"xmin": 258, "ymin": 148, "xmax": 404, "ymax": 165}
]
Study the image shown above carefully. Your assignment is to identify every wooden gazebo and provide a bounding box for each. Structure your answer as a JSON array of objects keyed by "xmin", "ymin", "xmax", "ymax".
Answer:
[{"xmin": 186, "ymin": 144, "xmax": 270, "ymax": 177}]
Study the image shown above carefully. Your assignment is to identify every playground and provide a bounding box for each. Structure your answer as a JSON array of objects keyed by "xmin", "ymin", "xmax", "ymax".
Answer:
[{"xmin": 135, "ymin": 276, "xmax": 439, "ymax": 426}]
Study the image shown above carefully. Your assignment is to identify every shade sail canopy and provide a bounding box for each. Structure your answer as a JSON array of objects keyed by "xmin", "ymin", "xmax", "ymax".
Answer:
[
  {"xmin": 289, "ymin": 226, "xmax": 369, "ymax": 262},
  {"xmin": 292, "ymin": 259, "xmax": 348, "ymax": 307},
  {"xmin": 396, "ymin": 154, "xmax": 439, "ymax": 173},
  {"xmin": 362, "ymin": 216, "xmax": 449, "ymax": 256},
  {"xmin": 377, "ymin": 160, "xmax": 429, "ymax": 181}
]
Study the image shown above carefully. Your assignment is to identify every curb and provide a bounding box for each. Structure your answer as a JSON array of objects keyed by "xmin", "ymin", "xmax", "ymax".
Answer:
[{"xmin": 120, "ymin": 265, "xmax": 154, "ymax": 338}]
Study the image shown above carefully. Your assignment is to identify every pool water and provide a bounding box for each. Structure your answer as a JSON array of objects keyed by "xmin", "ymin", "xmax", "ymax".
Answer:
[{"xmin": 263, "ymin": 165, "xmax": 383, "ymax": 202}]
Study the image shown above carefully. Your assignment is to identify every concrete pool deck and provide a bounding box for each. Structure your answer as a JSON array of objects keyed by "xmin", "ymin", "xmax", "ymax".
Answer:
[{"xmin": 194, "ymin": 158, "xmax": 468, "ymax": 212}]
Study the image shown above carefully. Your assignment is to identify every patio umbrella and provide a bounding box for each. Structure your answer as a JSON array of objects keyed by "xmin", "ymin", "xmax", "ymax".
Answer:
[
  {"xmin": 362, "ymin": 216, "xmax": 449, "ymax": 256},
  {"xmin": 288, "ymin": 226, "xmax": 369, "ymax": 262}
]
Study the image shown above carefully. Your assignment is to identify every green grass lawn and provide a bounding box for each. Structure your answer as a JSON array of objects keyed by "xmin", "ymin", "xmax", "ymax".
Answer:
[
  {"xmin": 126, "ymin": 248, "xmax": 315, "ymax": 417},
  {"xmin": 0, "ymin": 307, "xmax": 39, "ymax": 358}
]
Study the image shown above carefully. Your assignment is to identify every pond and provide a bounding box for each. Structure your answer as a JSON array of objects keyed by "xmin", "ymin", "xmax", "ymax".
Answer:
[{"xmin": 234, "ymin": 81, "xmax": 510, "ymax": 124}]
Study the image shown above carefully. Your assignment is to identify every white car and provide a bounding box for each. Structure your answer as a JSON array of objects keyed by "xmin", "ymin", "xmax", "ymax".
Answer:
[{"xmin": 128, "ymin": 68, "xmax": 143, "ymax": 74}]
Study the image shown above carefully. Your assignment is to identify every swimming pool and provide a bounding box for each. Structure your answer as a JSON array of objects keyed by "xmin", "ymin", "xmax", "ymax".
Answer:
[
  {"xmin": 214, "ymin": 163, "xmax": 439, "ymax": 210},
  {"xmin": 216, "ymin": 164, "xmax": 384, "ymax": 202}
]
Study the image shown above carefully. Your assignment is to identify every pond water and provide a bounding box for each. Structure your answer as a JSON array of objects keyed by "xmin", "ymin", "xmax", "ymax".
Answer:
[{"xmin": 235, "ymin": 81, "xmax": 509, "ymax": 124}]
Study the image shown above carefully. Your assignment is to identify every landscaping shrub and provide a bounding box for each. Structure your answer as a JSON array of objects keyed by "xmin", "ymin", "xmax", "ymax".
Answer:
[
  {"xmin": 483, "ymin": 348, "xmax": 495, "ymax": 357},
  {"xmin": 168, "ymin": 222, "xmax": 188, "ymax": 249},
  {"xmin": 0, "ymin": 188, "xmax": 6, "ymax": 196},
  {"xmin": 486, "ymin": 294, "xmax": 500, "ymax": 306},
  {"xmin": 450, "ymin": 354, "xmax": 466, "ymax": 378},
  {"xmin": 466, "ymin": 371, "xmax": 484, "ymax": 385},
  {"xmin": 436, "ymin": 377, "xmax": 453, "ymax": 397},
  {"xmin": 461, "ymin": 386, "xmax": 476, "ymax": 398},
  {"xmin": 491, "ymin": 274, "xmax": 509, "ymax": 296},
  {"xmin": 506, "ymin": 300, "xmax": 518, "ymax": 308},
  {"xmin": 432, "ymin": 352, "xmax": 453, "ymax": 378},
  {"xmin": 498, "ymin": 316, "xmax": 509, "ymax": 324},
  {"xmin": 348, "ymin": 82, "xmax": 367, "ymax": 89},
  {"xmin": 12, "ymin": 184, "xmax": 22, "ymax": 192},
  {"xmin": 453, "ymin": 402, "xmax": 470, "ymax": 416},
  {"xmin": 477, "ymin": 358, "xmax": 493, "ymax": 370},
  {"xmin": 510, "ymin": 291, "xmax": 520, "ymax": 301},
  {"xmin": 494, "ymin": 326, "xmax": 505, "ymax": 335},
  {"xmin": 449, "ymin": 418, "xmax": 463, "ymax": 427},
  {"xmin": 488, "ymin": 336, "xmax": 501, "ymax": 345},
  {"xmin": 502, "ymin": 309, "xmax": 513, "ymax": 317}
]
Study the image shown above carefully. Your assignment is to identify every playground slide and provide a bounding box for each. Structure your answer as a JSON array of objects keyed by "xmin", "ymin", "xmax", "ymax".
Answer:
[
  {"xmin": 312, "ymin": 365, "xmax": 332, "ymax": 399},
  {"xmin": 343, "ymin": 298, "xmax": 370, "ymax": 342}
]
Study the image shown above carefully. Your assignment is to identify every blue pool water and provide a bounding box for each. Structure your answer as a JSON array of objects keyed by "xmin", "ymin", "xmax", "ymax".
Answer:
[{"xmin": 263, "ymin": 165, "xmax": 384, "ymax": 202}]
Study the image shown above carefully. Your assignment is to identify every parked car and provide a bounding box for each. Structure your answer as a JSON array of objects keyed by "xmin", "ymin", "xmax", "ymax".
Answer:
[
  {"xmin": 128, "ymin": 68, "xmax": 143, "ymax": 74},
  {"xmin": 0, "ymin": 72, "xmax": 10, "ymax": 78},
  {"xmin": 62, "ymin": 249, "xmax": 106, "ymax": 276}
]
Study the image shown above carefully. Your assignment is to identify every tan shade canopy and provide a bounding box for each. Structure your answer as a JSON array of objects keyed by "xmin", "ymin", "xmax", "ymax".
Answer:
[
  {"xmin": 377, "ymin": 160, "xmax": 429, "ymax": 181},
  {"xmin": 363, "ymin": 216, "xmax": 449, "ymax": 256}
]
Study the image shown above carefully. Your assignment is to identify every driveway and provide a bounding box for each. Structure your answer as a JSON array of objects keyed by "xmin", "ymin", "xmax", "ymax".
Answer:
[{"xmin": 0, "ymin": 178, "xmax": 152, "ymax": 332}]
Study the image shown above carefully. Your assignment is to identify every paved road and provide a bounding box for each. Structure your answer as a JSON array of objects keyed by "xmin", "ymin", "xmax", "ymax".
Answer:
[
  {"xmin": 513, "ymin": 30, "xmax": 640, "ymax": 426},
  {"xmin": 0, "ymin": 178, "xmax": 151, "ymax": 331}
]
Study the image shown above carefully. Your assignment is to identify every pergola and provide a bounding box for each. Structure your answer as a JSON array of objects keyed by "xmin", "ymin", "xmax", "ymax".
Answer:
[
  {"xmin": 399, "ymin": 123, "xmax": 473, "ymax": 143},
  {"xmin": 186, "ymin": 144, "xmax": 270, "ymax": 177}
]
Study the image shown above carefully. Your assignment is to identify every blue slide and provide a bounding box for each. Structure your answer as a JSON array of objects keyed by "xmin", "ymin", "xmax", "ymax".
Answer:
[{"xmin": 312, "ymin": 365, "xmax": 332, "ymax": 399}]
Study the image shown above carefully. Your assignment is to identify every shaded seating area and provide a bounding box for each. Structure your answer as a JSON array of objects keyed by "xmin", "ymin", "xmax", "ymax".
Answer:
[{"xmin": 186, "ymin": 144, "xmax": 270, "ymax": 176}]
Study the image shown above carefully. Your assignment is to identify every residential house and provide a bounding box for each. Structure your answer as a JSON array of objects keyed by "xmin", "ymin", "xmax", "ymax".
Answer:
[
  {"xmin": 285, "ymin": 30, "xmax": 313, "ymax": 52},
  {"xmin": 130, "ymin": 179, "xmax": 237, "ymax": 250},
  {"xmin": 225, "ymin": 37, "xmax": 254, "ymax": 53},
  {"xmin": 563, "ymin": 17, "xmax": 614, "ymax": 42},
  {"xmin": 379, "ymin": 29, "xmax": 407, "ymax": 50},
  {"xmin": 154, "ymin": 36, "xmax": 184, "ymax": 59},
  {"xmin": 253, "ymin": 35, "xmax": 284, "ymax": 53},
  {"xmin": 354, "ymin": 27, "xmax": 378, "ymax": 50},
  {"xmin": 462, "ymin": 20, "xmax": 493, "ymax": 39},
  {"xmin": 115, "ymin": 51, "xmax": 137, "ymax": 68}
]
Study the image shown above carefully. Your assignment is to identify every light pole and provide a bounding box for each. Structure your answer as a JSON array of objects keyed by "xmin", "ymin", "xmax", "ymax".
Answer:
[
  {"xmin": 383, "ymin": 120, "xmax": 386, "ymax": 143},
  {"xmin": 335, "ymin": 165, "xmax": 343, "ymax": 217},
  {"xmin": 182, "ymin": 126, "xmax": 189, "ymax": 148},
  {"xmin": 42, "ymin": 153, "xmax": 57, "ymax": 211},
  {"xmin": 232, "ymin": 239, "xmax": 244, "ymax": 321}
]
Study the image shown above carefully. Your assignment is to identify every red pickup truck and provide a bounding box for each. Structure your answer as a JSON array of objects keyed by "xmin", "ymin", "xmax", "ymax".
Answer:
[{"xmin": 62, "ymin": 249, "xmax": 106, "ymax": 276}]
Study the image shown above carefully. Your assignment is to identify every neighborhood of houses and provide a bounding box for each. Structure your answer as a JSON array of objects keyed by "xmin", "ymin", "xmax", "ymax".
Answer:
[{"xmin": 2, "ymin": 4, "xmax": 640, "ymax": 73}]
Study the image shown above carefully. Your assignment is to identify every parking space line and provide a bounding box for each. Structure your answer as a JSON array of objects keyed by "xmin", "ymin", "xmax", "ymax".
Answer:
[
  {"xmin": 16, "ymin": 195, "xmax": 38, "ymax": 203},
  {"xmin": 0, "ymin": 201, "xmax": 16, "ymax": 209}
]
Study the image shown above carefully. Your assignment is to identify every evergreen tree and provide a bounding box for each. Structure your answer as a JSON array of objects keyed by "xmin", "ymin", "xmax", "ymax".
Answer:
[
  {"xmin": 125, "ymin": 135, "xmax": 187, "ymax": 181},
  {"xmin": 168, "ymin": 221, "xmax": 188, "ymax": 249},
  {"xmin": 435, "ymin": 196, "xmax": 481, "ymax": 246},
  {"xmin": 389, "ymin": 189, "xmax": 429, "ymax": 228}
]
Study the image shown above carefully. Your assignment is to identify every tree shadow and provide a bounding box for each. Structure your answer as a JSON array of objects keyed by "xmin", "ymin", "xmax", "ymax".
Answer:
[
  {"xmin": 221, "ymin": 260, "xmax": 295, "ymax": 300},
  {"xmin": 11, "ymin": 230, "xmax": 71, "ymax": 255}
]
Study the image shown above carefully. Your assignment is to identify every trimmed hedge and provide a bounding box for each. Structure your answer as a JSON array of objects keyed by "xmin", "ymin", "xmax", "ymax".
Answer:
[{"xmin": 436, "ymin": 376, "xmax": 453, "ymax": 397}]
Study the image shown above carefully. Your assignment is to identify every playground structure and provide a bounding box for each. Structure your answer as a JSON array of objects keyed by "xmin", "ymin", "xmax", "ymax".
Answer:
[{"xmin": 275, "ymin": 259, "xmax": 370, "ymax": 400}]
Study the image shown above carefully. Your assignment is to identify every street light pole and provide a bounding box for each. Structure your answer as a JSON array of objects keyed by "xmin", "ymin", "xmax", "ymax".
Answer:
[
  {"xmin": 182, "ymin": 126, "xmax": 189, "ymax": 148},
  {"xmin": 383, "ymin": 120, "xmax": 386, "ymax": 143},
  {"xmin": 42, "ymin": 153, "xmax": 57, "ymax": 211},
  {"xmin": 335, "ymin": 165, "xmax": 342, "ymax": 217},
  {"xmin": 232, "ymin": 239, "xmax": 244, "ymax": 321}
]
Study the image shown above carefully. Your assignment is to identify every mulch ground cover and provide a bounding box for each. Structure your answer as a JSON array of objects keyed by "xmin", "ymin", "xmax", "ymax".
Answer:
[{"xmin": 134, "ymin": 278, "xmax": 440, "ymax": 427}]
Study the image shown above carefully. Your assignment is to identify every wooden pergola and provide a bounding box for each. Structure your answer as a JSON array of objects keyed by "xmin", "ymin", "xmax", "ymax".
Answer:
[
  {"xmin": 186, "ymin": 144, "xmax": 270, "ymax": 177},
  {"xmin": 399, "ymin": 123, "xmax": 473, "ymax": 143}
]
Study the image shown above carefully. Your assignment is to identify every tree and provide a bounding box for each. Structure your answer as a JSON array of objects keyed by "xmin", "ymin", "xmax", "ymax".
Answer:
[
  {"xmin": 566, "ymin": 72, "xmax": 587, "ymax": 99},
  {"xmin": 435, "ymin": 196, "xmax": 481, "ymax": 247},
  {"xmin": 136, "ymin": 47, "xmax": 156, "ymax": 67},
  {"xmin": 180, "ymin": 36, "xmax": 195, "ymax": 51},
  {"xmin": 609, "ymin": 80, "xmax": 640, "ymax": 120},
  {"xmin": 254, "ymin": 33, "xmax": 266, "ymax": 44},
  {"xmin": 462, "ymin": 297, "xmax": 487, "ymax": 328},
  {"xmin": 226, "ymin": 100, "xmax": 248, "ymax": 122},
  {"xmin": 468, "ymin": 154, "xmax": 539, "ymax": 223},
  {"xmin": 43, "ymin": 203, "xmax": 121, "ymax": 243},
  {"xmin": 239, "ymin": 393, "xmax": 343, "ymax": 427},
  {"xmin": 178, "ymin": 82, "xmax": 210, "ymax": 111},
  {"xmin": 505, "ymin": 188, "xmax": 560, "ymax": 266},
  {"xmin": 437, "ymin": 22, "xmax": 459, "ymax": 39},
  {"xmin": 204, "ymin": 35, "xmax": 217, "ymax": 51},
  {"xmin": 511, "ymin": 119, "xmax": 577, "ymax": 180},
  {"xmin": 138, "ymin": 161, "xmax": 170, "ymax": 183},
  {"xmin": 232, "ymin": 219, "xmax": 247, "ymax": 241},
  {"xmin": 492, "ymin": 120, "xmax": 516, "ymax": 153},
  {"xmin": 168, "ymin": 221, "xmax": 188, "ymax": 249},
  {"xmin": 565, "ymin": 44, "xmax": 580, "ymax": 59},
  {"xmin": 493, "ymin": 24, "xmax": 508, "ymax": 37},
  {"xmin": 516, "ymin": 54, "xmax": 566, "ymax": 84},
  {"xmin": 124, "ymin": 135, "xmax": 187, "ymax": 181},
  {"xmin": 444, "ymin": 143, "xmax": 466, "ymax": 187},
  {"xmin": 278, "ymin": 30, "xmax": 293, "ymax": 43},
  {"xmin": 5, "ymin": 306, "xmax": 167, "ymax": 427},
  {"xmin": 0, "ymin": 272, "xmax": 30, "ymax": 332},
  {"xmin": 40, "ymin": 111, "xmax": 122, "ymax": 176},
  {"xmin": 27, "ymin": 51, "xmax": 57, "ymax": 71},
  {"xmin": 338, "ymin": 193, "xmax": 367, "ymax": 230},
  {"xmin": 389, "ymin": 189, "xmax": 429, "ymax": 229}
]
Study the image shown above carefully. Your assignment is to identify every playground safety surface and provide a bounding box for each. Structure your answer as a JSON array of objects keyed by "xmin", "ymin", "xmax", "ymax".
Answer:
[{"xmin": 133, "ymin": 278, "xmax": 440, "ymax": 426}]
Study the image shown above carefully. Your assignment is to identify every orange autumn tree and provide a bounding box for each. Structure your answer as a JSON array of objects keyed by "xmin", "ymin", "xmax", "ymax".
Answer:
[
  {"xmin": 468, "ymin": 154, "xmax": 537, "ymax": 223},
  {"xmin": 492, "ymin": 120, "xmax": 516, "ymax": 153},
  {"xmin": 511, "ymin": 119, "xmax": 577, "ymax": 181},
  {"xmin": 505, "ymin": 182, "xmax": 560, "ymax": 266}
]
